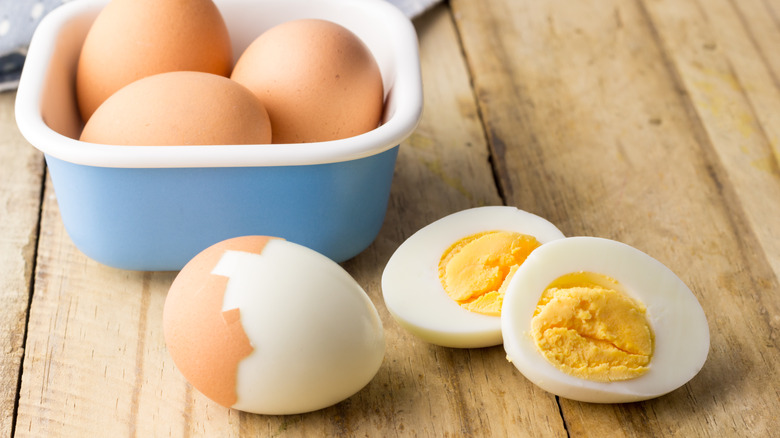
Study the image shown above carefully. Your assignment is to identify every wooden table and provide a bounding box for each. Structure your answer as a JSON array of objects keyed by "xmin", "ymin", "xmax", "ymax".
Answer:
[{"xmin": 2, "ymin": 0, "xmax": 779, "ymax": 435}]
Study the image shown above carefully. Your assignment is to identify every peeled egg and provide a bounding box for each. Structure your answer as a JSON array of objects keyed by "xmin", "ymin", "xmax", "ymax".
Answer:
[
  {"xmin": 501, "ymin": 236, "xmax": 709, "ymax": 403},
  {"xmin": 76, "ymin": 0, "xmax": 233, "ymax": 122},
  {"xmin": 381, "ymin": 206, "xmax": 565, "ymax": 348},
  {"xmin": 231, "ymin": 19, "xmax": 384, "ymax": 143},
  {"xmin": 163, "ymin": 236, "xmax": 385, "ymax": 415},
  {"xmin": 80, "ymin": 71, "xmax": 271, "ymax": 146}
]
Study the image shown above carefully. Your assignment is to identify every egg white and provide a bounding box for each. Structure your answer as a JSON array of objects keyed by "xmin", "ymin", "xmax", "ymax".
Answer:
[
  {"xmin": 381, "ymin": 206, "xmax": 565, "ymax": 348},
  {"xmin": 501, "ymin": 236, "xmax": 710, "ymax": 403},
  {"xmin": 215, "ymin": 239, "xmax": 385, "ymax": 415}
]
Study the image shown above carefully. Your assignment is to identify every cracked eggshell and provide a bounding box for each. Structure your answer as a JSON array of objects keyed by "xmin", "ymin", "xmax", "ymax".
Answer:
[{"xmin": 163, "ymin": 236, "xmax": 385, "ymax": 415}]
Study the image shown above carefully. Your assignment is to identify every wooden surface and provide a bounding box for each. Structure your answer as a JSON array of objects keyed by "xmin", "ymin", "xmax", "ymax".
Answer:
[{"xmin": 2, "ymin": 0, "xmax": 779, "ymax": 435}]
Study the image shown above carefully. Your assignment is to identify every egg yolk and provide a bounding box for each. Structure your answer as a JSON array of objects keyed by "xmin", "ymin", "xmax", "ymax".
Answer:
[
  {"xmin": 531, "ymin": 272, "xmax": 654, "ymax": 382},
  {"xmin": 439, "ymin": 231, "xmax": 541, "ymax": 316}
]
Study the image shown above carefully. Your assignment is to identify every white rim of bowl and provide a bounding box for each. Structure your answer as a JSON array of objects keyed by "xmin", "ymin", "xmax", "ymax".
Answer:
[{"xmin": 15, "ymin": 0, "xmax": 422, "ymax": 168}]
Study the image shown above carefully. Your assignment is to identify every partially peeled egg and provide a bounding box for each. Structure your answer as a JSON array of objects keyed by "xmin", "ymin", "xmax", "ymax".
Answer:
[
  {"xmin": 501, "ymin": 236, "xmax": 710, "ymax": 403},
  {"xmin": 163, "ymin": 236, "xmax": 385, "ymax": 415},
  {"xmin": 381, "ymin": 206, "xmax": 565, "ymax": 348}
]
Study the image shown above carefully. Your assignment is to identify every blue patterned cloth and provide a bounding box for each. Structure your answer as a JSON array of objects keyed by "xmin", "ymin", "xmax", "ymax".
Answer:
[
  {"xmin": 0, "ymin": 0, "xmax": 68, "ymax": 91},
  {"xmin": 0, "ymin": 0, "xmax": 438, "ymax": 92}
]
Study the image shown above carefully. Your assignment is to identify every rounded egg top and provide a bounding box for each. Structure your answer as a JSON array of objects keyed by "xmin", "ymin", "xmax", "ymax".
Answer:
[
  {"xmin": 79, "ymin": 71, "xmax": 272, "ymax": 146},
  {"xmin": 76, "ymin": 0, "xmax": 233, "ymax": 122},
  {"xmin": 231, "ymin": 19, "xmax": 384, "ymax": 144}
]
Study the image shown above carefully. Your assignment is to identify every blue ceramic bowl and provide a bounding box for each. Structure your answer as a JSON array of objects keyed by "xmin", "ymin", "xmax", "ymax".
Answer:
[{"xmin": 16, "ymin": 0, "xmax": 422, "ymax": 271}]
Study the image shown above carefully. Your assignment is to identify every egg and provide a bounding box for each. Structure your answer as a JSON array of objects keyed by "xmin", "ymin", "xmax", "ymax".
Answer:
[
  {"xmin": 163, "ymin": 236, "xmax": 385, "ymax": 415},
  {"xmin": 501, "ymin": 236, "xmax": 710, "ymax": 403},
  {"xmin": 381, "ymin": 206, "xmax": 565, "ymax": 348},
  {"xmin": 80, "ymin": 71, "xmax": 271, "ymax": 146},
  {"xmin": 76, "ymin": 0, "xmax": 233, "ymax": 122},
  {"xmin": 231, "ymin": 19, "xmax": 384, "ymax": 143}
]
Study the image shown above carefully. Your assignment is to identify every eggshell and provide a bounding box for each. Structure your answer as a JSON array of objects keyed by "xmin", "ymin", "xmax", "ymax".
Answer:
[
  {"xmin": 502, "ymin": 237, "xmax": 710, "ymax": 403},
  {"xmin": 76, "ymin": 0, "xmax": 233, "ymax": 122},
  {"xmin": 80, "ymin": 71, "xmax": 272, "ymax": 146},
  {"xmin": 163, "ymin": 236, "xmax": 270, "ymax": 408},
  {"xmin": 163, "ymin": 236, "xmax": 386, "ymax": 415},
  {"xmin": 231, "ymin": 19, "xmax": 384, "ymax": 143}
]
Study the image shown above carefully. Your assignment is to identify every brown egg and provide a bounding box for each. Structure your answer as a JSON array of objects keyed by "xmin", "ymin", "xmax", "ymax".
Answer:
[
  {"xmin": 162, "ymin": 235, "xmax": 386, "ymax": 415},
  {"xmin": 231, "ymin": 19, "xmax": 384, "ymax": 144},
  {"xmin": 76, "ymin": 0, "xmax": 233, "ymax": 123},
  {"xmin": 80, "ymin": 72, "xmax": 272, "ymax": 146}
]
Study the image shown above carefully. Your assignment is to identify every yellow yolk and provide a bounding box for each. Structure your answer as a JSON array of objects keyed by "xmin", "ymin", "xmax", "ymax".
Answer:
[
  {"xmin": 439, "ymin": 231, "xmax": 541, "ymax": 316},
  {"xmin": 531, "ymin": 272, "xmax": 653, "ymax": 382}
]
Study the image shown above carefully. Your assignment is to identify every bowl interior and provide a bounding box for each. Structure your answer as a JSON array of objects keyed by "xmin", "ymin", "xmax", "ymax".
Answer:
[{"xmin": 20, "ymin": 0, "xmax": 422, "ymax": 168}]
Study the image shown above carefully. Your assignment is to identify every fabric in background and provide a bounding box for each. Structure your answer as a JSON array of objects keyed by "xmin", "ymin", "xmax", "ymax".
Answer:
[{"xmin": 0, "ymin": 0, "xmax": 439, "ymax": 92}]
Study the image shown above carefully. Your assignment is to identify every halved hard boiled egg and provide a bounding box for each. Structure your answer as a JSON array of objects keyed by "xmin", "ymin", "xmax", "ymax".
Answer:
[
  {"xmin": 163, "ymin": 236, "xmax": 385, "ymax": 415},
  {"xmin": 381, "ymin": 206, "xmax": 565, "ymax": 348},
  {"xmin": 501, "ymin": 236, "xmax": 710, "ymax": 403}
]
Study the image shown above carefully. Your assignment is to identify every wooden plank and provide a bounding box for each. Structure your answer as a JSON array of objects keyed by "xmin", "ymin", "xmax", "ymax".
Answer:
[
  {"xmin": 643, "ymin": 0, "xmax": 780, "ymax": 274},
  {"xmin": 450, "ymin": 0, "xmax": 779, "ymax": 435},
  {"xmin": 15, "ymin": 4, "xmax": 568, "ymax": 436},
  {"xmin": 15, "ymin": 183, "xmax": 186, "ymax": 436},
  {"xmin": 0, "ymin": 91, "xmax": 45, "ymax": 437},
  {"xmin": 341, "ymin": 8, "xmax": 559, "ymax": 435},
  {"xmin": 638, "ymin": 0, "xmax": 780, "ymax": 433},
  {"xmin": 15, "ymin": 0, "xmax": 779, "ymax": 434}
]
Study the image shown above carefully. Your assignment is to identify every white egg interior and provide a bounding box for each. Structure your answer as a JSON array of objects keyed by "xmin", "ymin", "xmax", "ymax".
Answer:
[
  {"xmin": 381, "ymin": 206, "xmax": 565, "ymax": 348},
  {"xmin": 501, "ymin": 236, "xmax": 710, "ymax": 403},
  {"xmin": 216, "ymin": 239, "xmax": 385, "ymax": 414}
]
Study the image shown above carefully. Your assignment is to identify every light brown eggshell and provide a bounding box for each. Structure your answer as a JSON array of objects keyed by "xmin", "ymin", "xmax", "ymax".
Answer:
[
  {"xmin": 163, "ymin": 236, "xmax": 277, "ymax": 407},
  {"xmin": 231, "ymin": 19, "xmax": 384, "ymax": 144},
  {"xmin": 76, "ymin": 0, "xmax": 233, "ymax": 122},
  {"xmin": 79, "ymin": 71, "xmax": 272, "ymax": 146}
]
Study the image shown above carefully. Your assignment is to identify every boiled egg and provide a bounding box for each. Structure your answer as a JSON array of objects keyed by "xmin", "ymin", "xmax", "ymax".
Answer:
[
  {"xmin": 501, "ymin": 236, "xmax": 710, "ymax": 403},
  {"xmin": 381, "ymin": 206, "xmax": 565, "ymax": 348},
  {"xmin": 163, "ymin": 236, "xmax": 385, "ymax": 415}
]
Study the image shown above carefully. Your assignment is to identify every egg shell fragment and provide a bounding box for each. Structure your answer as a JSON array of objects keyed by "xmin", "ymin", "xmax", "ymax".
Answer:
[
  {"xmin": 164, "ymin": 236, "xmax": 386, "ymax": 415},
  {"xmin": 381, "ymin": 206, "xmax": 565, "ymax": 348},
  {"xmin": 501, "ymin": 236, "xmax": 710, "ymax": 403}
]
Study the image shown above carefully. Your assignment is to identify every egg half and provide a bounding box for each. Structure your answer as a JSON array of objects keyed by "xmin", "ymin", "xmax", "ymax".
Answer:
[
  {"xmin": 501, "ymin": 236, "xmax": 710, "ymax": 403},
  {"xmin": 381, "ymin": 206, "xmax": 565, "ymax": 348},
  {"xmin": 163, "ymin": 236, "xmax": 385, "ymax": 415}
]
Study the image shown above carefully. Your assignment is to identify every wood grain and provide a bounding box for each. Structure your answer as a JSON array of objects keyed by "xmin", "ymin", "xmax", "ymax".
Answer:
[
  {"xmin": 0, "ymin": 91, "xmax": 45, "ymax": 437},
  {"xmin": 3, "ymin": 0, "xmax": 780, "ymax": 435},
  {"xmin": 14, "ymin": 4, "xmax": 561, "ymax": 437},
  {"xmin": 16, "ymin": 184, "xmax": 182, "ymax": 436},
  {"xmin": 451, "ymin": 0, "xmax": 780, "ymax": 435}
]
